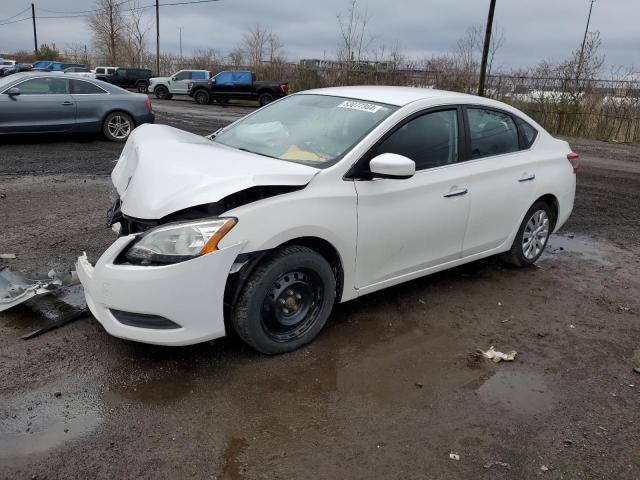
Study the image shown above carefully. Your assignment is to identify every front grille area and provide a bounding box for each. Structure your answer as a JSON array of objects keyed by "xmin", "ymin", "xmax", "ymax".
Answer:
[{"xmin": 110, "ymin": 309, "xmax": 181, "ymax": 330}]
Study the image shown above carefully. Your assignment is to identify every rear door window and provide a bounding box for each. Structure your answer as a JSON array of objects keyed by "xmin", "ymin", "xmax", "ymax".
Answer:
[
  {"xmin": 192, "ymin": 71, "xmax": 209, "ymax": 80},
  {"xmin": 70, "ymin": 79, "xmax": 107, "ymax": 94},
  {"xmin": 467, "ymin": 108, "xmax": 519, "ymax": 159}
]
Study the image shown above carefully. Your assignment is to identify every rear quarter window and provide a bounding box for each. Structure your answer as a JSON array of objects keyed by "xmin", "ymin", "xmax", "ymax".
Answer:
[{"xmin": 517, "ymin": 119, "xmax": 538, "ymax": 149}]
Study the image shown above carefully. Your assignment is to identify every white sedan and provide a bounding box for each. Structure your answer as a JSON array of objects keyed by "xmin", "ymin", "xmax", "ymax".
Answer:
[{"xmin": 77, "ymin": 86, "xmax": 577, "ymax": 354}]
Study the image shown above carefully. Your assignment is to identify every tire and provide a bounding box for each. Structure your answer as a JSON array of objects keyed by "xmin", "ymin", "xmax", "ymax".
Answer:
[
  {"xmin": 232, "ymin": 245, "xmax": 337, "ymax": 355},
  {"xmin": 154, "ymin": 85, "xmax": 171, "ymax": 100},
  {"xmin": 103, "ymin": 111, "xmax": 134, "ymax": 142},
  {"xmin": 194, "ymin": 89, "xmax": 210, "ymax": 105},
  {"xmin": 258, "ymin": 92, "xmax": 274, "ymax": 106},
  {"xmin": 136, "ymin": 81, "xmax": 149, "ymax": 93},
  {"xmin": 501, "ymin": 201, "xmax": 553, "ymax": 267}
]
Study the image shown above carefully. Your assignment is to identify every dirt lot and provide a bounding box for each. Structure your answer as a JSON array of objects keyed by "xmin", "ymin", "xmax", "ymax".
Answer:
[{"xmin": 1, "ymin": 98, "xmax": 639, "ymax": 479}]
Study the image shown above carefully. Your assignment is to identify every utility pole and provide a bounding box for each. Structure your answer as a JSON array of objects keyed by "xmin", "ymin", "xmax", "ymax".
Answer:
[
  {"xmin": 576, "ymin": 0, "xmax": 595, "ymax": 83},
  {"xmin": 155, "ymin": 0, "xmax": 160, "ymax": 76},
  {"xmin": 178, "ymin": 26, "xmax": 183, "ymax": 65},
  {"xmin": 477, "ymin": 0, "xmax": 497, "ymax": 97},
  {"xmin": 31, "ymin": 3, "xmax": 38, "ymax": 57}
]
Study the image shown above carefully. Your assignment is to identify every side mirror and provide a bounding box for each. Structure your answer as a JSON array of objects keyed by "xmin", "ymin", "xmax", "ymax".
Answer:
[
  {"xmin": 369, "ymin": 153, "xmax": 415, "ymax": 179},
  {"xmin": 7, "ymin": 87, "xmax": 20, "ymax": 96},
  {"xmin": 171, "ymin": 76, "xmax": 176, "ymax": 81},
  {"xmin": 211, "ymin": 78, "xmax": 216, "ymax": 84}
]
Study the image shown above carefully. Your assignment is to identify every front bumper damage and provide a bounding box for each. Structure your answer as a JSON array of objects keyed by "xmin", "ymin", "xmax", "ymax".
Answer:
[{"xmin": 76, "ymin": 236, "xmax": 245, "ymax": 346}]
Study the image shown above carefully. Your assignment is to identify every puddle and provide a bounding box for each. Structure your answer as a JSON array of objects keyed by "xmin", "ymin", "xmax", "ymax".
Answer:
[
  {"xmin": 0, "ymin": 413, "xmax": 101, "ymax": 461},
  {"xmin": 477, "ymin": 369, "xmax": 554, "ymax": 416},
  {"xmin": 222, "ymin": 437, "xmax": 248, "ymax": 480},
  {"xmin": 544, "ymin": 233, "xmax": 626, "ymax": 265}
]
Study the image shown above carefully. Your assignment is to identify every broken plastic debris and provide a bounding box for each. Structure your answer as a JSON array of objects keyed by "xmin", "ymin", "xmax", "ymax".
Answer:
[
  {"xmin": 0, "ymin": 267, "xmax": 80, "ymax": 313},
  {"xmin": 0, "ymin": 253, "xmax": 17, "ymax": 259},
  {"xmin": 618, "ymin": 304, "xmax": 630, "ymax": 312},
  {"xmin": 540, "ymin": 465, "xmax": 550, "ymax": 472},
  {"xmin": 449, "ymin": 453, "xmax": 460, "ymax": 461},
  {"xmin": 483, "ymin": 461, "xmax": 511, "ymax": 470},
  {"xmin": 480, "ymin": 346, "xmax": 517, "ymax": 363}
]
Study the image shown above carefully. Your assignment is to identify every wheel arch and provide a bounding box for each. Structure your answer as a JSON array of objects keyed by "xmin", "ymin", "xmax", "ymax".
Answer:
[
  {"xmin": 534, "ymin": 193, "xmax": 559, "ymax": 230},
  {"xmin": 101, "ymin": 108, "xmax": 137, "ymax": 127},
  {"xmin": 224, "ymin": 235, "xmax": 345, "ymax": 321}
]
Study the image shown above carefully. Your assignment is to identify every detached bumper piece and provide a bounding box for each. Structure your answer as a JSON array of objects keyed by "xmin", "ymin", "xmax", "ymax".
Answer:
[{"xmin": 76, "ymin": 236, "xmax": 245, "ymax": 346}]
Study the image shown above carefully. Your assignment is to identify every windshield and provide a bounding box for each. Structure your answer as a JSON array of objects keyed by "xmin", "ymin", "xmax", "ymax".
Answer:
[{"xmin": 214, "ymin": 94, "xmax": 397, "ymax": 168}]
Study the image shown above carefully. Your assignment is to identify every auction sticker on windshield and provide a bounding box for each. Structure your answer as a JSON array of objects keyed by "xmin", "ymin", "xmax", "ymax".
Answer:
[{"xmin": 337, "ymin": 100, "xmax": 385, "ymax": 113}]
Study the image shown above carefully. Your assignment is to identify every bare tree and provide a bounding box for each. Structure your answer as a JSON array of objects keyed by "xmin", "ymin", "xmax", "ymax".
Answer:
[
  {"xmin": 242, "ymin": 23, "xmax": 269, "ymax": 67},
  {"xmin": 228, "ymin": 47, "xmax": 245, "ymax": 68},
  {"xmin": 64, "ymin": 43, "xmax": 92, "ymax": 65},
  {"xmin": 87, "ymin": 0, "xmax": 125, "ymax": 65},
  {"xmin": 125, "ymin": 1, "xmax": 151, "ymax": 67},
  {"xmin": 266, "ymin": 33, "xmax": 284, "ymax": 64},
  {"xmin": 336, "ymin": 0, "xmax": 370, "ymax": 66}
]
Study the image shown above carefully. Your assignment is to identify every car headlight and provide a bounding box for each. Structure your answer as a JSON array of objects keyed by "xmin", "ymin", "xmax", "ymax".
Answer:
[{"xmin": 126, "ymin": 218, "xmax": 237, "ymax": 264}]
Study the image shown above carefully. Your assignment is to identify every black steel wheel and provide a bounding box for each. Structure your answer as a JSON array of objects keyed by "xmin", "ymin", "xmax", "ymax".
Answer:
[{"xmin": 232, "ymin": 245, "xmax": 336, "ymax": 354}]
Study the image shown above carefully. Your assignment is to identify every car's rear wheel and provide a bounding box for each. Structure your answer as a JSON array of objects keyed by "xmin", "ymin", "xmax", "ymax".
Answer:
[
  {"xmin": 258, "ymin": 92, "xmax": 274, "ymax": 106},
  {"xmin": 232, "ymin": 245, "xmax": 336, "ymax": 355},
  {"xmin": 501, "ymin": 201, "xmax": 552, "ymax": 267},
  {"xmin": 103, "ymin": 111, "xmax": 134, "ymax": 142},
  {"xmin": 136, "ymin": 81, "xmax": 149, "ymax": 93},
  {"xmin": 154, "ymin": 85, "xmax": 171, "ymax": 100},
  {"xmin": 194, "ymin": 90, "xmax": 210, "ymax": 105}
]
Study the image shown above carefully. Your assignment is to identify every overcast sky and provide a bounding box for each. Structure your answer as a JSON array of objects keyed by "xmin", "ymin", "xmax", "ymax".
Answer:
[{"xmin": 0, "ymin": 0, "xmax": 638, "ymax": 71}]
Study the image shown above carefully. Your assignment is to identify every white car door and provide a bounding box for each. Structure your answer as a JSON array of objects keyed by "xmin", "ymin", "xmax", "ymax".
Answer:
[
  {"xmin": 170, "ymin": 70, "xmax": 193, "ymax": 94},
  {"xmin": 353, "ymin": 108, "xmax": 472, "ymax": 290},
  {"xmin": 460, "ymin": 107, "xmax": 538, "ymax": 257}
]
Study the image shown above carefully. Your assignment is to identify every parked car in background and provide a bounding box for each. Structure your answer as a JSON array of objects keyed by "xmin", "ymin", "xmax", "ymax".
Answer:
[
  {"xmin": 0, "ymin": 72, "xmax": 154, "ymax": 142},
  {"xmin": 63, "ymin": 66, "xmax": 96, "ymax": 78},
  {"xmin": 93, "ymin": 66, "xmax": 117, "ymax": 80},
  {"xmin": 150, "ymin": 69, "xmax": 210, "ymax": 99},
  {"xmin": 32, "ymin": 60, "xmax": 86, "ymax": 71},
  {"xmin": 0, "ymin": 59, "xmax": 16, "ymax": 76},
  {"xmin": 77, "ymin": 86, "xmax": 577, "ymax": 354},
  {"xmin": 102, "ymin": 67, "xmax": 152, "ymax": 93},
  {"xmin": 189, "ymin": 70, "xmax": 288, "ymax": 106}
]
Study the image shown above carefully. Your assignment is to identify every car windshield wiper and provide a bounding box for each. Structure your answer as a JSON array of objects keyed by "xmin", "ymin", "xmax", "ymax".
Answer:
[{"xmin": 234, "ymin": 147, "xmax": 279, "ymax": 160}]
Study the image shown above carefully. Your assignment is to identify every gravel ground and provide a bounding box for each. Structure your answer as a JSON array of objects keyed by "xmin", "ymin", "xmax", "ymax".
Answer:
[{"xmin": 1, "ymin": 98, "xmax": 639, "ymax": 479}]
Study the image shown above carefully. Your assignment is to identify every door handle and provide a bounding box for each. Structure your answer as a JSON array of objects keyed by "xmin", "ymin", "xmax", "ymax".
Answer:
[
  {"xmin": 443, "ymin": 186, "xmax": 468, "ymax": 198},
  {"xmin": 61, "ymin": 101, "xmax": 74, "ymax": 106},
  {"xmin": 518, "ymin": 173, "xmax": 535, "ymax": 182}
]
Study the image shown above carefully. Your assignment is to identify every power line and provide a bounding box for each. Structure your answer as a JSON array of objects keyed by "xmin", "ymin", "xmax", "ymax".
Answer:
[
  {"xmin": 0, "ymin": 6, "xmax": 31, "ymax": 23},
  {"xmin": 0, "ymin": 16, "xmax": 31, "ymax": 27}
]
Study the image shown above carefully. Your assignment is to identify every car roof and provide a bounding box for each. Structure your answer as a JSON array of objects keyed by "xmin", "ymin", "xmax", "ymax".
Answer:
[{"xmin": 302, "ymin": 85, "xmax": 478, "ymax": 107}]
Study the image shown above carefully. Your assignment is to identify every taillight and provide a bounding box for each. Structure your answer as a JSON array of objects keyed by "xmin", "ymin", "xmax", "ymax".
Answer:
[
  {"xmin": 567, "ymin": 152, "xmax": 579, "ymax": 173},
  {"xmin": 144, "ymin": 98, "xmax": 152, "ymax": 110},
  {"xmin": 280, "ymin": 83, "xmax": 289, "ymax": 94}
]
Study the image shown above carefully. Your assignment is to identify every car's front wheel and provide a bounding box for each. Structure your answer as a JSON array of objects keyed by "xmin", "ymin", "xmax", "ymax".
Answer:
[
  {"xmin": 103, "ymin": 111, "xmax": 134, "ymax": 142},
  {"xmin": 502, "ymin": 201, "xmax": 553, "ymax": 267},
  {"xmin": 154, "ymin": 85, "xmax": 171, "ymax": 100},
  {"xmin": 232, "ymin": 245, "xmax": 336, "ymax": 355}
]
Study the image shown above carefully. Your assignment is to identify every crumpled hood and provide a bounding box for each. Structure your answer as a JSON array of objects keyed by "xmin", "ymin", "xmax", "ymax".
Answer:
[{"xmin": 112, "ymin": 124, "xmax": 319, "ymax": 219}]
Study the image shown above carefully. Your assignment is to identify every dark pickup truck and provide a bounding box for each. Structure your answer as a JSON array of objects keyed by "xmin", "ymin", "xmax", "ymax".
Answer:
[
  {"xmin": 98, "ymin": 68, "xmax": 152, "ymax": 93},
  {"xmin": 189, "ymin": 70, "xmax": 288, "ymax": 106}
]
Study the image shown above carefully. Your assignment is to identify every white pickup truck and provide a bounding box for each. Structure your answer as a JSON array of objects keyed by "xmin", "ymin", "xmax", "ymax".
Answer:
[{"xmin": 149, "ymin": 69, "xmax": 210, "ymax": 100}]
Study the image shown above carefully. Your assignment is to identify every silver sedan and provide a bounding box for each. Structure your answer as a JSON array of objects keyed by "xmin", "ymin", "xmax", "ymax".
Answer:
[{"xmin": 0, "ymin": 72, "xmax": 154, "ymax": 142}]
